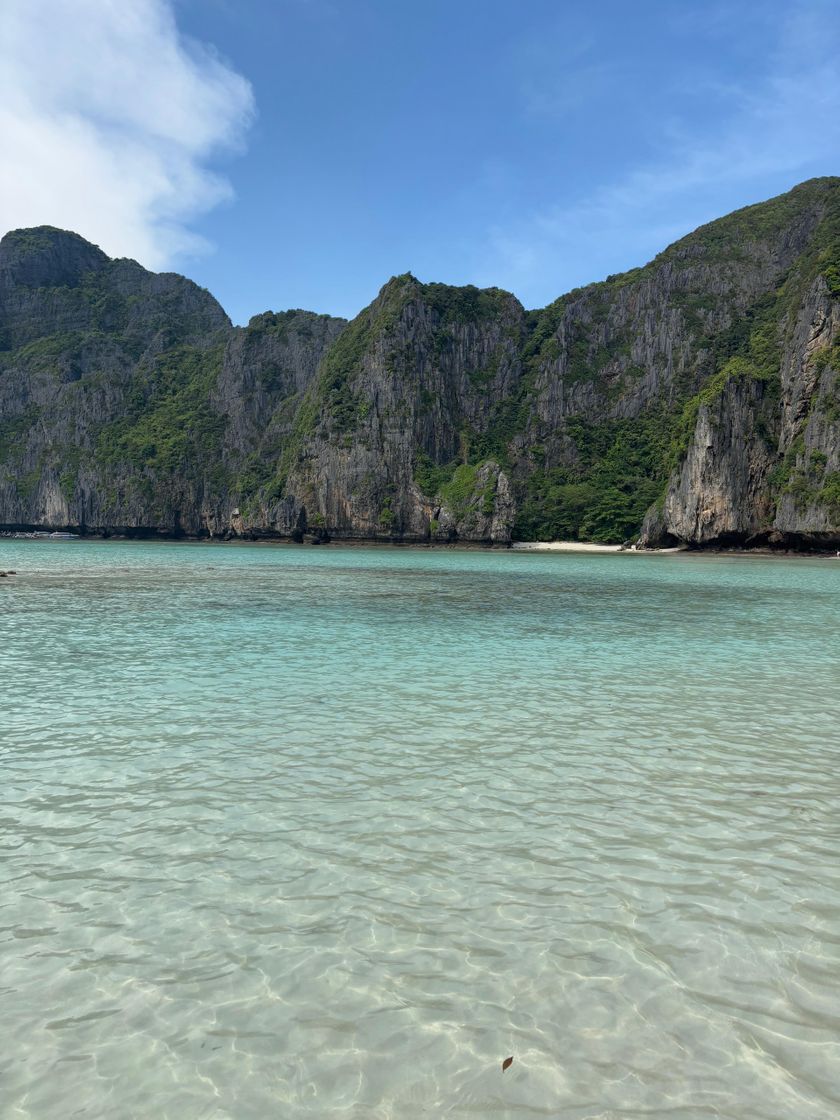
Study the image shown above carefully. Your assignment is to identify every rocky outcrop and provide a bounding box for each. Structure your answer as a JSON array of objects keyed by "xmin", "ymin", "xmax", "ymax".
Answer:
[
  {"xmin": 0, "ymin": 229, "xmax": 346, "ymax": 538},
  {"xmin": 277, "ymin": 277, "xmax": 526, "ymax": 541},
  {"xmin": 1, "ymin": 178, "xmax": 839, "ymax": 547},
  {"xmin": 641, "ymin": 271, "xmax": 840, "ymax": 549},
  {"xmin": 770, "ymin": 278, "xmax": 840, "ymax": 545},
  {"xmin": 640, "ymin": 376, "xmax": 778, "ymax": 547}
]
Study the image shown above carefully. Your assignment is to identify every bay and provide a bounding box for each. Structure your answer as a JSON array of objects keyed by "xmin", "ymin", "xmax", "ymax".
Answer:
[{"xmin": 1, "ymin": 541, "xmax": 839, "ymax": 1119}]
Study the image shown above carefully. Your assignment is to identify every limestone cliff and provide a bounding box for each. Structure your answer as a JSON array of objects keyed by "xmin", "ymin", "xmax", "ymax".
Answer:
[
  {"xmin": 1, "ymin": 179, "xmax": 839, "ymax": 547},
  {"xmin": 0, "ymin": 228, "xmax": 345, "ymax": 537}
]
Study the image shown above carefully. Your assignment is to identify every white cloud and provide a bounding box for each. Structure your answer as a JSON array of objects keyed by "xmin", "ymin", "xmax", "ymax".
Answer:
[
  {"xmin": 0, "ymin": 0, "xmax": 255, "ymax": 267},
  {"xmin": 476, "ymin": 0, "xmax": 840, "ymax": 305}
]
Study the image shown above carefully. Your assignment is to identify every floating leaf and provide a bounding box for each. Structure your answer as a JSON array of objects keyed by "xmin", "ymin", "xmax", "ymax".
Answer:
[{"xmin": 502, "ymin": 1056, "xmax": 513, "ymax": 1072}]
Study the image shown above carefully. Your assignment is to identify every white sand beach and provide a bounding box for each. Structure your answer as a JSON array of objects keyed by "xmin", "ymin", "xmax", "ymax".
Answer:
[
  {"xmin": 511, "ymin": 541, "xmax": 687, "ymax": 553},
  {"xmin": 511, "ymin": 540, "xmax": 625, "ymax": 552}
]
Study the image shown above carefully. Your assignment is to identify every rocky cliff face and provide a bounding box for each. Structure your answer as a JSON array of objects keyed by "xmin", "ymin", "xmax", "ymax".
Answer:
[
  {"xmin": 279, "ymin": 278, "xmax": 527, "ymax": 542},
  {"xmin": 637, "ymin": 193, "xmax": 840, "ymax": 548},
  {"xmin": 0, "ymin": 228, "xmax": 346, "ymax": 537},
  {"xmin": 1, "ymin": 179, "xmax": 839, "ymax": 547}
]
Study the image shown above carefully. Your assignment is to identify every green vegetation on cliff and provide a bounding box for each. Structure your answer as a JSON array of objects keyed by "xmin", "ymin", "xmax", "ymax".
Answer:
[
  {"xmin": 97, "ymin": 343, "xmax": 227, "ymax": 475},
  {"xmin": 514, "ymin": 412, "xmax": 670, "ymax": 543}
]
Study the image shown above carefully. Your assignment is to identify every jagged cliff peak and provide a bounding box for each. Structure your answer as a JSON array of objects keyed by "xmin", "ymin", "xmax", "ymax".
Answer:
[
  {"xmin": 246, "ymin": 308, "xmax": 347, "ymax": 331},
  {"xmin": 0, "ymin": 226, "xmax": 110, "ymax": 290},
  {"xmin": 0, "ymin": 225, "xmax": 231, "ymax": 352},
  {"xmin": 372, "ymin": 271, "xmax": 521, "ymax": 312},
  {"xmin": 674, "ymin": 176, "xmax": 839, "ymax": 248}
]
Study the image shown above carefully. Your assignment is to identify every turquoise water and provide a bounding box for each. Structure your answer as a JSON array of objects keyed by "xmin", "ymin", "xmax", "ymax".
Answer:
[{"xmin": 2, "ymin": 540, "xmax": 839, "ymax": 1119}]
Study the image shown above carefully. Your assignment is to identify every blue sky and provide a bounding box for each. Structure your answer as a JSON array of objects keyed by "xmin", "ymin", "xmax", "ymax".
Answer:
[{"xmin": 2, "ymin": 1, "xmax": 839, "ymax": 323}]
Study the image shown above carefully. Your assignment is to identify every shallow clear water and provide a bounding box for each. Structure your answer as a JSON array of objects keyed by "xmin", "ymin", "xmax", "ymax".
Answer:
[{"xmin": 1, "ymin": 540, "xmax": 839, "ymax": 1119}]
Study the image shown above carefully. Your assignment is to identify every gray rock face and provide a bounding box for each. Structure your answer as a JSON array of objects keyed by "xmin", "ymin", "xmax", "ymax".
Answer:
[
  {"xmin": 1, "ymin": 179, "xmax": 839, "ymax": 548},
  {"xmin": 0, "ymin": 227, "xmax": 108, "ymax": 292},
  {"xmin": 278, "ymin": 277, "xmax": 526, "ymax": 541},
  {"xmin": 0, "ymin": 227, "xmax": 345, "ymax": 538},
  {"xmin": 770, "ymin": 280, "xmax": 840, "ymax": 543},
  {"xmin": 640, "ymin": 270, "xmax": 840, "ymax": 549},
  {"xmin": 641, "ymin": 377, "xmax": 777, "ymax": 546}
]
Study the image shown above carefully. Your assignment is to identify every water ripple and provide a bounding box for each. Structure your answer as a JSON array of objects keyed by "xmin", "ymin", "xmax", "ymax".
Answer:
[{"xmin": 1, "ymin": 540, "xmax": 839, "ymax": 1118}]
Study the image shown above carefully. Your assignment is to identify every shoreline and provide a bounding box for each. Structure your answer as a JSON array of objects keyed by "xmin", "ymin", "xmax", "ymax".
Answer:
[
  {"xmin": 511, "ymin": 541, "xmax": 688, "ymax": 554},
  {"xmin": 512, "ymin": 540, "xmax": 633, "ymax": 553},
  {"xmin": 2, "ymin": 529, "xmax": 838, "ymax": 558}
]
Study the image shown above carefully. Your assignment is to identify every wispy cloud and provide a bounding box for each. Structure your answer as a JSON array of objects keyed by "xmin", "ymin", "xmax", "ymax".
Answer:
[
  {"xmin": 516, "ymin": 32, "xmax": 617, "ymax": 119},
  {"xmin": 0, "ymin": 0, "xmax": 255, "ymax": 267},
  {"xmin": 476, "ymin": 0, "xmax": 840, "ymax": 305}
]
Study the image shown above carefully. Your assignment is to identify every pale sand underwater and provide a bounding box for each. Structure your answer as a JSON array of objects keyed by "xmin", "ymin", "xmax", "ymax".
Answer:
[{"xmin": 2, "ymin": 539, "xmax": 839, "ymax": 1119}]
